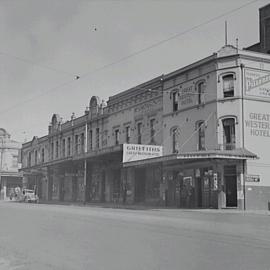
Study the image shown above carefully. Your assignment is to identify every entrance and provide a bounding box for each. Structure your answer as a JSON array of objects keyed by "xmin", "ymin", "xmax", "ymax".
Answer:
[
  {"xmin": 134, "ymin": 168, "xmax": 146, "ymax": 203},
  {"xmin": 100, "ymin": 171, "xmax": 106, "ymax": 202},
  {"xmin": 224, "ymin": 165, "xmax": 237, "ymax": 207},
  {"xmin": 195, "ymin": 177, "xmax": 203, "ymax": 207}
]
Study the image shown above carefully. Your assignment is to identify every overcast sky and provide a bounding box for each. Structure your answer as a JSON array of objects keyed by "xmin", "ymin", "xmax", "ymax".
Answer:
[{"xmin": 0, "ymin": 0, "xmax": 269, "ymax": 142}]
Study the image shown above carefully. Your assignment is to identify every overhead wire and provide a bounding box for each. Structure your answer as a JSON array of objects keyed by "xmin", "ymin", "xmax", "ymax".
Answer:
[
  {"xmin": 0, "ymin": 51, "xmax": 79, "ymax": 78},
  {"xmin": 0, "ymin": 0, "xmax": 259, "ymax": 117}
]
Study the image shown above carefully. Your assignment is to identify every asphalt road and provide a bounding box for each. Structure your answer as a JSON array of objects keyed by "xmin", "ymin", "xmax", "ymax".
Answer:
[{"xmin": 0, "ymin": 202, "xmax": 269, "ymax": 270}]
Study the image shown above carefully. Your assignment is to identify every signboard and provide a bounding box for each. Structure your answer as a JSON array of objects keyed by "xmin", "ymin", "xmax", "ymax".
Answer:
[
  {"xmin": 245, "ymin": 69, "xmax": 270, "ymax": 98},
  {"xmin": 213, "ymin": 173, "xmax": 218, "ymax": 190},
  {"xmin": 245, "ymin": 174, "xmax": 260, "ymax": 183},
  {"xmin": 122, "ymin": 143, "xmax": 163, "ymax": 163}
]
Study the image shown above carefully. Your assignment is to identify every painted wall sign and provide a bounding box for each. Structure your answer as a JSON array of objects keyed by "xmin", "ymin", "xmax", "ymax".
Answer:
[
  {"xmin": 246, "ymin": 174, "xmax": 260, "ymax": 182},
  {"xmin": 245, "ymin": 112, "xmax": 270, "ymax": 137},
  {"xmin": 245, "ymin": 69, "xmax": 270, "ymax": 98},
  {"xmin": 122, "ymin": 143, "xmax": 163, "ymax": 163}
]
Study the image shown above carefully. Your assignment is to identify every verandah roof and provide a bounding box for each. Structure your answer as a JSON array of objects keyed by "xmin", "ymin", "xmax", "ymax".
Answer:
[{"xmin": 123, "ymin": 148, "xmax": 258, "ymax": 168}]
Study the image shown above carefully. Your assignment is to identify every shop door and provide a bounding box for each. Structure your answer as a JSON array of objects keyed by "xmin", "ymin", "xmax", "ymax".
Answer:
[
  {"xmin": 167, "ymin": 179, "xmax": 176, "ymax": 206},
  {"xmin": 224, "ymin": 165, "xmax": 237, "ymax": 207},
  {"xmin": 100, "ymin": 171, "xmax": 106, "ymax": 202},
  {"xmin": 196, "ymin": 178, "xmax": 203, "ymax": 208},
  {"xmin": 135, "ymin": 168, "xmax": 146, "ymax": 203}
]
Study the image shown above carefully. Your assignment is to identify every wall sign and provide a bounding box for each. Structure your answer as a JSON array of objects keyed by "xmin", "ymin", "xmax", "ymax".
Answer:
[
  {"xmin": 245, "ymin": 69, "xmax": 270, "ymax": 98},
  {"xmin": 123, "ymin": 143, "xmax": 163, "ymax": 163},
  {"xmin": 245, "ymin": 112, "xmax": 270, "ymax": 138},
  {"xmin": 246, "ymin": 174, "xmax": 260, "ymax": 182}
]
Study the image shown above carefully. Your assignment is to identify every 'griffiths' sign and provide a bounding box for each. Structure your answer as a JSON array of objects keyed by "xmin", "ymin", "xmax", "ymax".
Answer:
[{"xmin": 123, "ymin": 143, "xmax": 163, "ymax": 163}]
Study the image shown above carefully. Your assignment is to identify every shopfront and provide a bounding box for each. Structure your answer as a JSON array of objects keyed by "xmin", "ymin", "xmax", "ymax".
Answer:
[{"xmin": 124, "ymin": 149, "xmax": 257, "ymax": 209}]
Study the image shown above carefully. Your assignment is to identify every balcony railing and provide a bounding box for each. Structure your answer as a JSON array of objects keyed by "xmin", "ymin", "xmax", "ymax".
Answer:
[{"xmin": 217, "ymin": 143, "xmax": 236, "ymax": 151}]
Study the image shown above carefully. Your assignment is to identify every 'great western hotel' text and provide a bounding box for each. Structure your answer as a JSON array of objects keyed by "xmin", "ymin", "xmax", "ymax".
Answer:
[{"xmin": 245, "ymin": 113, "xmax": 270, "ymax": 137}]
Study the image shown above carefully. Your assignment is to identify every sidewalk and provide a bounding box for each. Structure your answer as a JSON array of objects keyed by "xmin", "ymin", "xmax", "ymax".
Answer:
[{"xmin": 37, "ymin": 200, "xmax": 270, "ymax": 215}]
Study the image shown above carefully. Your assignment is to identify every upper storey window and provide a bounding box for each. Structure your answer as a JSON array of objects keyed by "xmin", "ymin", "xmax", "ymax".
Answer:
[
  {"xmin": 96, "ymin": 128, "xmax": 100, "ymax": 148},
  {"xmin": 126, "ymin": 126, "xmax": 131, "ymax": 144},
  {"xmin": 172, "ymin": 128, "xmax": 178, "ymax": 153},
  {"xmin": 28, "ymin": 152, "xmax": 31, "ymax": 167},
  {"xmin": 67, "ymin": 137, "xmax": 71, "ymax": 156},
  {"xmin": 115, "ymin": 129, "xmax": 120, "ymax": 145},
  {"xmin": 150, "ymin": 119, "xmax": 155, "ymax": 143},
  {"xmin": 172, "ymin": 92, "xmax": 178, "ymax": 112},
  {"xmin": 137, "ymin": 123, "xmax": 142, "ymax": 144},
  {"xmin": 81, "ymin": 133, "xmax": 85, "ymax": 153},
  {"xmin": 197, "ymin": 82, "xmax": 205, "ymax": 105},
  {"xmin": 222, "ymin": 118, "xmax": 236, "ymax": 150},
  {"xmin": 34, "ymin": 150, "xmax": 38, "ymax": 165},
  {"xmin": 197, "ymin": 121, "xmax": 205, "ymax": 151},
  {"xmin": 41, "ymin": 148, "xmax": 45, "ymax": 163},
  {"xmin": 223, "ymin": 74, "xmax": 234, "ymax": 98},
  {"xmin": 62, "ymin": 139, "xmax": 65, "ymax": 158},
  {"xmin": 56, "ymin": 141, "xmax": 59, "ymax": 158},
  {"xmin": 75, "ymin": 135, "xmax": 79, "ymax": 154}
]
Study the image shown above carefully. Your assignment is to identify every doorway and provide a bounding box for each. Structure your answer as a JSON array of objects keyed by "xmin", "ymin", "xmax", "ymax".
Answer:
[
  {"xmin": 224, "ymin": 165, "xmax": 237, "ymax": 207},
  {"xmin": 134, "ymin": 168, "xmax": 146, "ymax": 203},
  {"xmin": 100, "ymin": 171, "xmax": 106, "ymax": 202}
]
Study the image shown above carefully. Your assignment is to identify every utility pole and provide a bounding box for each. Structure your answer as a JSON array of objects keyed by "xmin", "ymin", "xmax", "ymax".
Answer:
[{"xmin": 83, "ymin": 121, "xmax": 88, "ymax": 205}]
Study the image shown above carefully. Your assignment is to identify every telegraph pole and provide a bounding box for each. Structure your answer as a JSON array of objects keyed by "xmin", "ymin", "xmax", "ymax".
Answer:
[{"xmin": 83, "ymin": 121, "xmax": 88, "ymax": 205}]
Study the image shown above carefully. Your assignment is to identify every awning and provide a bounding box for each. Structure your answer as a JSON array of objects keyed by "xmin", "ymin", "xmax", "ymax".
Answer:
[{"xmin": 123, "ymin": 148, "xmax": 258, "ymax": 168}]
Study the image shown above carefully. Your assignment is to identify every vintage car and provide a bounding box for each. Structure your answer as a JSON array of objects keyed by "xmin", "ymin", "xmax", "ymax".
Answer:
[{"xmin": 23, "ymin": 189, "xmax": 39, "ymax": 203}]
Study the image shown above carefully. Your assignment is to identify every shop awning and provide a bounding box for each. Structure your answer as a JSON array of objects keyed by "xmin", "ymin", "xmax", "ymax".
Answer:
[{"xmin": 123, "ymin": 148, "xmax": 258, "ymax": 168}]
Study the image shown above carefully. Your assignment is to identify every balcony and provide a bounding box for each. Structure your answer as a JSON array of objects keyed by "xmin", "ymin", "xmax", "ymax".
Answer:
[{"xmin": 217, "ymin": 143, "xmax": 236, "ymax": 151}]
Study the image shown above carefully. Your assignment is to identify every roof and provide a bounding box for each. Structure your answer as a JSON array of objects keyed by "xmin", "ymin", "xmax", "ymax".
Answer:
[{"xmin": 123, "ymin": 148, "xmax": 258, "ymax": 168}]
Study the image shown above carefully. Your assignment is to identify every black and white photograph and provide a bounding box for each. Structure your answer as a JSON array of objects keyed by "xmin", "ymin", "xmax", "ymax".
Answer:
[{"xmin": 0, "ymin": 0, "xmax": 270, "ymax": 269}]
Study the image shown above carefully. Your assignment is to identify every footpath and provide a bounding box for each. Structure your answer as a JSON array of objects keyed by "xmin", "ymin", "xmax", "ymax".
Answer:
[{"xmin": 36, "ymin": 200, "xmax": 270, "ymax": 216}]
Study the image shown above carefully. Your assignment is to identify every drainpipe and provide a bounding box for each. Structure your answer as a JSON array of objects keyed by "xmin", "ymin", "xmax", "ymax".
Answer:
[{"xmin": 240, "ymin": 63, "xmax": 246, "ymax": 211}]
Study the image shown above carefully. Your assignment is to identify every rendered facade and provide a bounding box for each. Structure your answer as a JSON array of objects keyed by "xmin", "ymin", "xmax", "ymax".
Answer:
[
  {"xmin": 21, "ymin": 45, "xmax": 270, "ymax": 210},
  {"xmin": 0, "ymin": 128, "xmax": 22, "ymax": 200}
]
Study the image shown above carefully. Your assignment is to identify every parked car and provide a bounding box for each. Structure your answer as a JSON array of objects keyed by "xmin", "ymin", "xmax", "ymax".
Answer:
[{"xmin": 23, "ymin": 189, "xmax": 39, "ymax": 203}]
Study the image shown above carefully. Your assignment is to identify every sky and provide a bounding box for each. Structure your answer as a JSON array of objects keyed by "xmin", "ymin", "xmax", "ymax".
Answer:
[{"xmin": 0, "ymin": 0, "xmax": 269, "ymax": 143}]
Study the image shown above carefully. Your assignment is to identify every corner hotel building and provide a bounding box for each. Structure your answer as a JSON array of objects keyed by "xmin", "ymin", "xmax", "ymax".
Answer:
[{"xmin": 21, "ymin": 44, "xmax": 270, "ymax": 210}]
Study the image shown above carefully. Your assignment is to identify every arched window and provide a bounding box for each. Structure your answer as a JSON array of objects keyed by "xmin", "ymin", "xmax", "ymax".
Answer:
[
  {"xmin": 197, "ymin": 81, "xmax": 205, "ymax": 105},
  {"xmin": 172, "ymin": 127, "xmax": 178, "ymax": 153},
  {"xmin": 197, "ymin": 121, "xmax": 205, "ymax": 151},
  {"xmin": 172, "ymin": 91, "xmax": 178, "ymax": 112},
  {"xmin": 34, "ymin": 150, "xmax": 38, "ymax": 165},
  {"xmin": 28, "ymin": 152, "xmax": 31, "ymax": 167},
  {"xmin": 41, "ymin": 148, "xmax": 45, "ymax": 163},
  {"xmin": 222, "ymin": 118, "xmax": 236, "ymax": 150},
  {"xmin": 223, "ymin": 74, "xmax": 234, "ymax": 98}
]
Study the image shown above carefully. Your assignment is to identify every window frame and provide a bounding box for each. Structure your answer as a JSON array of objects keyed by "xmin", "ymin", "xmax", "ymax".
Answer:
[
  {"xmin": 197, "ymin": 121, "xmax": 206, "ymax": 151},
  {"xmin": 137, "ymin": 122, "xmax": 142, "ymax": 144},
  {"xmin": 222, "ymin": 74, "xmax": 235, "ymax": 98}
]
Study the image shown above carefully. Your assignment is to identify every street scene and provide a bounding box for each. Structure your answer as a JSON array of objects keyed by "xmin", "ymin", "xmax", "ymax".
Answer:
[
  {"xmin": 0, "ymin": 202, "xmax": 270, "ymax": 270},
  {"xmin": 1, "ymin": 1, "xmax": 270, "ymax": 269}
]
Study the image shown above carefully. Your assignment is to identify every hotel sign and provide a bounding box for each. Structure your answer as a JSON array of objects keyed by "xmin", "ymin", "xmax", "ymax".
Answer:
[
  {"xmin": 123, "ymin": 143, "xmax": 163, "ymax": 163},
  {"xmin": 245, "ymin": 69, "xmax": 270, "ymax": 98}
]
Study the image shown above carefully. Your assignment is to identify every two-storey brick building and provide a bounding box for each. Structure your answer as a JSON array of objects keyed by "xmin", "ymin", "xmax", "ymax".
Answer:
[
  {"xmin": 21, "ymin": 76, "xmax": 164, "ymax": 205},
  {"xmin": 21, "ymin": 45, "xmax": 270, "ymax": 210}
]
